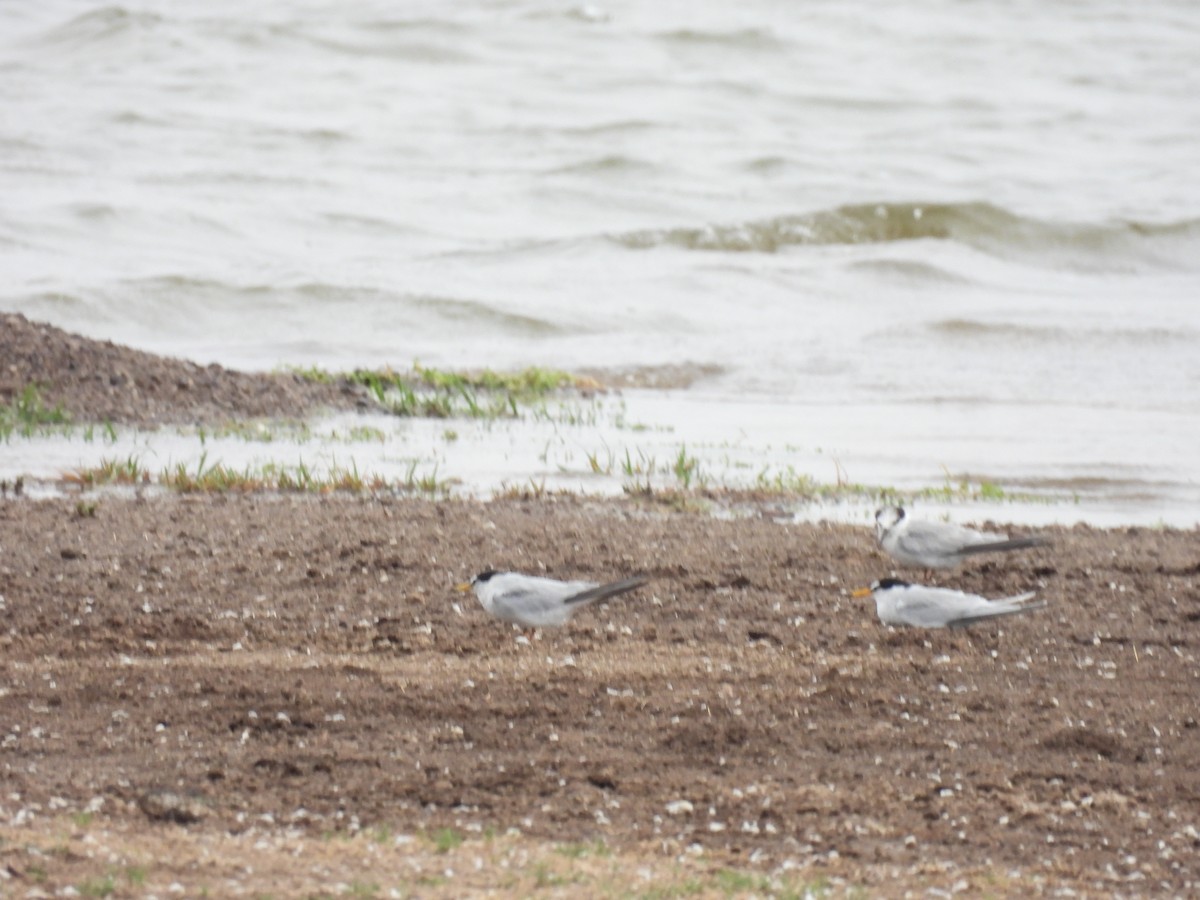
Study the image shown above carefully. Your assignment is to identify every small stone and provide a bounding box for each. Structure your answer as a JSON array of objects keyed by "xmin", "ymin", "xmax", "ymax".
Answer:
[{"xmin": 137, "ymin": 789, "xmax": 208, "ymax": 824}]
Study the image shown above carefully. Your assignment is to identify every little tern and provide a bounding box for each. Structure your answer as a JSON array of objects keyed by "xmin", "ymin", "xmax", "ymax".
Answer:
[
  {"xmin": 456, "ymin": 570, "xmax": 648, "ymax": 628},
  {"xmin": 852, "ymin": 578, "xmax": 1046, "ymax": 628},
  {"xmin": 875, "ymin": 506, "xmax": 1048, "ymax": 570}
]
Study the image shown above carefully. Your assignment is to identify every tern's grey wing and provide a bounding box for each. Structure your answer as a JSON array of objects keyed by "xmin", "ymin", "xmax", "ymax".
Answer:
[
  {"xmin": 891, "ymin": 520, "xmax": 985, "ymax": 563},
  {"xmin": 490, "ymin": 584, "xmax": 577, "ymax": 627},
  {"xmin": 564, "ymin": 576, "xmax": 648, "ymax": 607},
  {"xmin": 887, "ymin": 588, "xmax": 982, "ymax": 627},
  {"xmin": 946, "ymin": 593, "xmax": 1044, "ymax": 628}
]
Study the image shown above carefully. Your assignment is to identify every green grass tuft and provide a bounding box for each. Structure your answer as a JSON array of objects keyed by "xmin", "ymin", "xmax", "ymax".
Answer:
[
  {"xmin": 429, "ymin": 827, "xmax": 463, "ymax": 853},
  {"xmin": 556, "ymin": 839, "xmax": 610, "ymax": 859},
  {"xmin": 77, "ymin": 874, "xmax": 116, "ymax": 897},
  {"xmin": 283, "ymin": 364, "xmax": 336, "ymax": 384},
  {"xmin": 296, "ymin": 364, "xmax": 585, "ymax": 421},
  {"xmin": 0, "ymin": 384, "xmax": 71, "ymax": 439},
  {"xmin": 672, "ymin": 445, "xmax": 702, "ymax": 489},
  {"xmin": 67, "ymin": 455, "xmax": 150, "ymax": 487}
]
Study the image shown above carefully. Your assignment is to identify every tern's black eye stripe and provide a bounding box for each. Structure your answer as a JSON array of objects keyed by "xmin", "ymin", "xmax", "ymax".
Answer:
[
  {"xmin": 877, "ymin": 577, "xmax": 910, "ymax": 589},
  {"xmin": 474, "ymin": 570, "xmax": 500, "ymax": 583}
]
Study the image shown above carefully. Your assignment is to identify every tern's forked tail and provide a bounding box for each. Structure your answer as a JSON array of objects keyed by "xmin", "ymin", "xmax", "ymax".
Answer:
[
  {"xmin": 564, "ymin": 576, "xmax": 649, "ymax": 606},
  {"xmin": 947, "ymin": 593, "xmax": 1046, "ymax": 628},
  {"xmin": 956, "ymin": 536, "xmax": 1050, "ymax": 558}
]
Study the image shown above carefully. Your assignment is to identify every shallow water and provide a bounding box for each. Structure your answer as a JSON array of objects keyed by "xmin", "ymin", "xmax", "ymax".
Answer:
[
  {"xmin": 2, "ymin": 1, "xmax": 1199, "ymax": 523},
  {"xmin": 4, "ymin": 391, "xmax": 1197, "ymax": 527}
]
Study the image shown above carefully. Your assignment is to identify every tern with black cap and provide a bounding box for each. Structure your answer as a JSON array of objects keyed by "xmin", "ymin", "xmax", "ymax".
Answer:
[
  {"xmin": 456, "ymin": 570, "xmax": 648, "ymax": 628},
  {"xmin": 852, "ymin": 577, "xmax": 1046, "ymax": 629}
]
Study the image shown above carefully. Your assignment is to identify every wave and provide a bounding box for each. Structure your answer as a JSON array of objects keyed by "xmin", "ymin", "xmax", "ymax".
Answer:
[
  {"xmin": 403, "ymin": 295, "xmax": 564, "ymax": 335},
  {"xmin": 929, "ymin": 318, "xmax": 1189, "ymax": 346},
  {"xmin": 845, "ymin": 259, "xmax": 976, "ymax": 285},
  {"xmin": 611, "ymin": 202, "xmax": 1200, "ymax": 269},
  {"xmin": 7, "ymin": 291, "xmax": 87, "ymax": 313},
  {"xmin": 547, "ymin": 154, "xmax": 663, "ymax": 176},
  {"xmin": 319, "ymin": 212, "xmax": 425, "ymax": 236},
  {"xmin": 654, "ymin": 27, "xmax": 787, "ymax": 52},
  {"xmin": 562, "ymin": 119, "xmax": 662, "ymax": 137},
  {"xmin": 36, "ymin": 6, "xmax": 163, "ymax": 48},
  {"xmin": 356, "ymin": 18, "xmax": 473, "ymax": 36},
  {"xmin": 740, "ymin": 156, "xmax": 794, "ymax": 174},
  {"xmin": 68, "ymin": 203, "xmax": 118, "ymax": 222},
  {"xmin": 108, "ymin": 110, "xmax": 170, "ymax": 128},
  {"xmin": 271, "ymin": 23, "xmax": 473, "ymax": 65},
  {"xmin": 290, "ymin": 284, "xmax": 565, "ymax": 335},
  {"xmin": 58, "ymin": 278, "xmax": 567, "ymax": 337}
]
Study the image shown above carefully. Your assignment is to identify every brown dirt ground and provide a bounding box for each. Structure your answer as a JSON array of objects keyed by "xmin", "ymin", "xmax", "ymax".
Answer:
[{"xmin": 1, "ymin": 319, "xmax": 1199, "ymax": 897}]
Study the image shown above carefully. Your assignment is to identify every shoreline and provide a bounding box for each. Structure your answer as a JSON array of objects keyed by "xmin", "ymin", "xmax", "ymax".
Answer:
[{"xmin": 4, "ymin": 313, "xmax": 1196, "ymax": 527}]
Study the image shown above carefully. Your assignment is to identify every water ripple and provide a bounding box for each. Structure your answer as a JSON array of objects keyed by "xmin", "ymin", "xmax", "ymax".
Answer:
[{"xmin": 612, "ymin": 202, "xmax": 1200, "ymax": 271}]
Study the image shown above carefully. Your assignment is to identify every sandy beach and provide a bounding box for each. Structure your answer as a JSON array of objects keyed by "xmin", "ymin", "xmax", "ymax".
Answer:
[{"xmin": 2, "ymin": 316, "xmax": 1198, "ymax": 896}]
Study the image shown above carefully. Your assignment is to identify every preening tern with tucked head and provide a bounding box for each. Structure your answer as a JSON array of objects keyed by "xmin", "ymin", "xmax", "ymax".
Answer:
[{"xmin": 875, "ymin": 506, "xmax": 1048, "ymax": 570}]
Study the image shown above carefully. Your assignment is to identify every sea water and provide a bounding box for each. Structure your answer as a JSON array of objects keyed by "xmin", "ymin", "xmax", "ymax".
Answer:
[{"xmin": 2, "ymin": 1, "xmax": 1198, "ymax": 523}]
